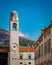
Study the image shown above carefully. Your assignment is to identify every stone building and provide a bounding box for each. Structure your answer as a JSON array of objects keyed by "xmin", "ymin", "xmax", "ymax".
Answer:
[
  {"xmin": 35, "ymin": 23, "xmax": 52, "ymax": 65},
  {"xmin": 0, "ymin": 11, "xmax": 35, "ymax": 65},
  {"xmin": 19, "ymin": 46, "xmax": 35, "ymax": 65}
]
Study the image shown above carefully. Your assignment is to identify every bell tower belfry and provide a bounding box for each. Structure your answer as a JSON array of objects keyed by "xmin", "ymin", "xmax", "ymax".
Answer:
[{"xmin": 10, "ymin": 11, "xmax": 19, "ymax": 65}]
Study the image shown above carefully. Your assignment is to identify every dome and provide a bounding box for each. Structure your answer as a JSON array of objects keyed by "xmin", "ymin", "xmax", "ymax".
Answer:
[{"xmin": 11, "ymin": 11, "xmax": 18, "ymax": 17}]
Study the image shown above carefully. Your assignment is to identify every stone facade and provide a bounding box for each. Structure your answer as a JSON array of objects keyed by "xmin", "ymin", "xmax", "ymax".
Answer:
[
  {"xmin": 35, "ymin": 24, "xmax": 52, "ymax": 65},
  {"xmin": 19, "ymin": 47, "xmax": 35, "ymax": 65},
  {"xmin": 9, "ymin": 11, "xmax": 35, "ymax": 65},
  {"xmin": 10, "ymin": 11, "xmax": 19, "ymax": 65}
]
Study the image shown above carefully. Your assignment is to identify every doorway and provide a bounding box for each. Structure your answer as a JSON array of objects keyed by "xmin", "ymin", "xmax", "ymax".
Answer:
[{"xmin": 0, "ymin": 53, "xmax": 8, "ymax": 65}]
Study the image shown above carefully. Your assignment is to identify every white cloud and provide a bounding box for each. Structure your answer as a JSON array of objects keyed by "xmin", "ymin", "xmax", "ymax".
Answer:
[
  {"xmin": 19, "ymin": 32, "xmax": 25, "ymax": 37},
  {"xmin": 24, "ymin": 33, "xmax": 29, "ymax": 38},
  {"xmin": 19, "ymin": 32, "xmax": 29, "ymax": 38}
]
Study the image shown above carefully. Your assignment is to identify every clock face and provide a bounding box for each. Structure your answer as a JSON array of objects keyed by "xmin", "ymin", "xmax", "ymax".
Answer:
[{"xmin": 11, "ymin": 43, "xmax": 18, "ymax": 51}]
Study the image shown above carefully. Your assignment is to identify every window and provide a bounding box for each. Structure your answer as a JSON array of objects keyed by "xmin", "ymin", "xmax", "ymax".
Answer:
[
  {"xmin": 47, "ymin": 39, "xmax": 50, "ymax": 52},
  {"xmin": 15, "ymin": 58, "xmax": 17, "ymax": 60},
  {"xmin": 24, "ymin": 64, "xmax": 26, "ymax": 65},
  {"xmin": 40, "ymin": 45, "xmax": 43, "ymax": 57},
  {"xmin": 20, "ymin": 62, "xmax": 22, "ymax": 64},
  {"xmin": 13, "ymin": 23, "xmax": 17, "ymax": 30},
  {"xmin": 41, "ymin": 63, "xmax": 43, "ymax": 65},
  {"xmin": 12, "ymin": 58, "xmax": 14, "ymax": 60},
  {"xmin": 44, "ymin": 39, "xmax": 51, "ymax": 55},
  {"xmin": 28, "ymin": 55, "xmax": 31, "ymax": 59},
  {"xmin": 44, "ymin": 43, "xmax": 46, "ymax": 54},
  {"xmin": 29, "ymin": 62, "xmax": 31, "ymax": 64},
  {"xmin": 35, "ymin": 48, "xmax": 40, "ymax": 60},
  {"xmin": 20, "ymin": 55, "xmax": 23, "ymax": 59},
  {"xmin": 44, "ymin": 33, "xmax": 47, "ymax": 38},
  {"xmin": 35, "ymin": 52, "xmax": 36, "ymax": 60},
  {"xmin": 12, "ymin": 58, "xmax": 17, "ymax": 60}
]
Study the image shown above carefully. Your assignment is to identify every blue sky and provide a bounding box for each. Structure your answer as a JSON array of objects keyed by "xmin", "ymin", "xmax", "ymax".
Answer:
[{"xmin": 0, "ymin": 0, "xmax": 52, "ymax": 41}]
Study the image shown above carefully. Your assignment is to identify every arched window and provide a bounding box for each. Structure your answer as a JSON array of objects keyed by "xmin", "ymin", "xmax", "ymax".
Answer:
[{"xmin": 13, "ymin": 23, "xmax": 17, "ymax": 30}]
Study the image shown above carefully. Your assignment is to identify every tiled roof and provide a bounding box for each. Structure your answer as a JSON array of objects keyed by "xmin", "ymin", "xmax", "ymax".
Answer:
[{"xmin": 19, "ymin": 46, "xmax": 35, "ymax": 52}]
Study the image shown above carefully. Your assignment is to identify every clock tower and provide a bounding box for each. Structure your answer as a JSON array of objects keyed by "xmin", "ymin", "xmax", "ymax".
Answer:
[{"xmin": 10, "ymin": 11, "xmax": 19, "ymax": 65}]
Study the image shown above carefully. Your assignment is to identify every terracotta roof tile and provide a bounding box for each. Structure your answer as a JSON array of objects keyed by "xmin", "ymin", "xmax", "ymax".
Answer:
[{"xmin": 19, "ymin": 46, "xmax": 35, "ymax": 52}]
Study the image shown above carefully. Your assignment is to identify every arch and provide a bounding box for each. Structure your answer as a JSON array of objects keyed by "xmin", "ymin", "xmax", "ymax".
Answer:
[
  {"xmin": 13, "ymin": 23, "xmax": 17, "ymax": 30},
  {"xmin": 46, "ymin": 60, "xmax": 52, "ymax": 65}
]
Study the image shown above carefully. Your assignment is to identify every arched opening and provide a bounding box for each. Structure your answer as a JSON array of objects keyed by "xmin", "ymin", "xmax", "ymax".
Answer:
[
  {"xmin": 0, "ymin": 52, "xmax": 8, "ymax": 65},
  {"xmin": 13, "ymin": 23, "xmax": 17, "ymax": 30},
  {"xmin": 46, "ymin": 60, "xmax": 52, "ymax": 65}
]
